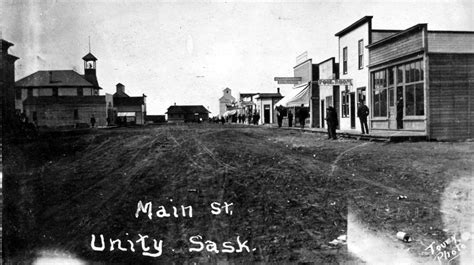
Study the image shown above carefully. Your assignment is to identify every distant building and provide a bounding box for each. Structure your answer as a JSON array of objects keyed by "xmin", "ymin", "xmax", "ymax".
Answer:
[
  {"xmin": 219, "ymin": 87, "xmax": 235, "ymax": 117},
  {"xmin": 112, "ymin": 83, "xmax": 147, "ymax": 125},
  {"xmin": 15, "ymin": 51, "xmax": 110, "ymax": 128},
  {"xmin": 1, "ymin": 39, "xmax": 19, "ymax": 132},
  {"xmin": 167, "ymin": 104, "xmax": 210, "ymax": 123},
  {"xmin": 254, "ymin": 88, "xmax": 283, "ymax": 124}
]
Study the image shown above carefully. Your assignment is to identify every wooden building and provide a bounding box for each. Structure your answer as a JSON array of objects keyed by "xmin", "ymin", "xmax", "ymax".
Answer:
[
  {"xmin": 112, "ymin": 83, "xmax": 147, "ymax": 125},
  {"xmin": 367, "ymin": 24, "xmax": 474, "ymax": 140},
  {"xmin": 334, "ymin": 16, "xmax": 372, "ymax": 132},
  {"xmin": 166, "ymin": 105, "xmax": 210, "ymax": 123},
  {"xmin": 254, "ymin": 89, "xmax": 283, "ymax": 125},
  {"xmin": 293, "ymin": 58, "xmax": 319, "ymax": 127},
  {"xmin": 318, "ymin": 57, "xmax": 339, "ymax": 129},
  {"xmin": 15, "ymin": 52, "xmax": 110, "ymax": 128},
  {"xmin": 1, "ymin": 39, "xmax": 19, "ymax": 133}
]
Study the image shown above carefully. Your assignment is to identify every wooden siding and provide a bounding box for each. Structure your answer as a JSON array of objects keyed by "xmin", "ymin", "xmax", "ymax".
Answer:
[
  {"xmin": 371, "ymin": 30, "xmax": 400, "ymax": 44},
  {"xmin": 370, "ymin": 30, "xmax": 424, "ymax": 66},
  {"xmin": 428, "ymin": 53, "xmax": 474, "ymax": 140},
  {"xmin": 428, "ymin": 32, "xmax": 474, "ymax": 53},
  {"xmin": 294, "ymin": 60, "xmax": 312, "ymax": 83}
]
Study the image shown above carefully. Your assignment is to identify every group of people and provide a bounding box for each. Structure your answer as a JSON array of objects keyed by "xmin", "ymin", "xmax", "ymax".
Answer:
[
  {"xmin": 276, "ymin": 104, "xmax": 309, "ymax": 129},
  {"xmin": 274, "ymin": 101, "xmax": 371, "ymax": 140},
  {"xmin": 211, "ymin": 111, "xmax": 260, "ymax": 125}
]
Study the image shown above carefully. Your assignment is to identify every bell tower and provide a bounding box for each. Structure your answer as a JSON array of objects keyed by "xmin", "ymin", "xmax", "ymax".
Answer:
[{"xmin": 82, "ymin": 52, "xmax": 99, "ymax": 87}]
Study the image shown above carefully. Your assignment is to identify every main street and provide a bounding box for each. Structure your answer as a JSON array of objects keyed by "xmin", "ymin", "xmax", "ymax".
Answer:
[{"xmin": 4, "ymin": 124, "xmax": 473, "ymax": 264}]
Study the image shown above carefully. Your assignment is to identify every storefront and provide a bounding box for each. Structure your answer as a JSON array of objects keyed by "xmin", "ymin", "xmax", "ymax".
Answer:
[{"xmin": 367, "ymin": 23, "xmax": 474, "ymax": 139}]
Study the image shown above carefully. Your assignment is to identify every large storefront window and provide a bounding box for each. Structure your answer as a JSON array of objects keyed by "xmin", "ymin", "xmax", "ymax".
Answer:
[
  {"xmin": 404, "ymin": 61, "xmax": 424, "ymax": 116},
  {"xmin": 372, "ymin": 70, "xmax": 387, "ymax": 117},
  {"xmin": 372, "ymin": 60, "xmax": 424, "ymax": 118}
]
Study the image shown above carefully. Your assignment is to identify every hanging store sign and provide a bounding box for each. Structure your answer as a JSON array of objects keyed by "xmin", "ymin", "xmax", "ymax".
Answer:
[
  {"xmin": 317, "ymin": 79, "xmax": 353, "ymax": 86},
  {"xmin": 274, "ymin": 77, "xmax": 302, "ymax": 84}
]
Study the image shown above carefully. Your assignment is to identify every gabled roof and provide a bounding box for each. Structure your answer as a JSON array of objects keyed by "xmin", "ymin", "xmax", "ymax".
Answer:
[
  {"xmin": 167, "ymin": 105, "xmax": 210, "ymax": 114},
  {"xmin": 15, "ymin": 70, "xmax": 97, "ymax": 88},
  {"xmin": 114, "ymin": 96, "xmax": 145, "ymax": 106},
  {"xmin": 82, "ymin": 53, "xmax": 97, "ymax": 61},
  {"xmin": 335, "ymin": 16, "xmax": 373, "ymax": 37}
]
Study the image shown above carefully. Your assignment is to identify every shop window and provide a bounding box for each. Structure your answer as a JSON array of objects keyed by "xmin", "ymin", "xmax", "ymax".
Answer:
[
  {"xmin": 372, "ymin": 70, "xmax": 388, "ymax": 117},
  {"xmin": 389, "ymin": 87, "xmax": 394, "ymax": 107},
  {"xmin": 397, "ymin": 66, "xmax": 404, "ymax": 84},
  {"xmin": 358, "ymin": 40, "xmax": 364, "ymax": 69},
  {"xmin": 341, "ymin": 90, "xmax": 349, "ymax": 117},
  {"xmin": 343, "ymin": 47, "xmax": 348, "ymax": 74}
]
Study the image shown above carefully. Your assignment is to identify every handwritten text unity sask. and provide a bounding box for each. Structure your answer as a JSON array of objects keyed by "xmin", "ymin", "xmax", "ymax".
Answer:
[{"xmin": 90, "ymin": 200, "xmax": 256, "ymax": 258}]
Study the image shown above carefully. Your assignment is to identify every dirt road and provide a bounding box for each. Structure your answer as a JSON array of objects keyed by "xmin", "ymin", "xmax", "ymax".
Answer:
[{"xmin": 3, "ymin": 124, "xmax": 473, "ymax": 264}]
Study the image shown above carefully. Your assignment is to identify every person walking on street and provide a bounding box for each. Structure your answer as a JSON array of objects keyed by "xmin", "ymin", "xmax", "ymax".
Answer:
[
  {"xmin": 298, "ymin": 104, "xmax": 309, "ymax": 129},
  {"xmin": 357, "ymin": 101, "xmax": 370, "ymax": 134},
  {"xmin": 276, "ymin": 107, "xmax": 283, "ymax": 128},
  {"xmin": 90, "ymin": 114, "xmax": 96, "ymax": 128},
  {"xmin": 326, "ymin": 106, "xmax": 338, "ymax": 139},
  {"xmin": 288, "ymin": 110, "xmax": 293, "ymax": 127}
]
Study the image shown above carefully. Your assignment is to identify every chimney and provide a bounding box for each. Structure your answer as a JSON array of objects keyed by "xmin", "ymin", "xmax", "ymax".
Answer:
[
  {"xmin": 174, "ymin": 102, "xmax": 176, "ymax": 106},
  {"xmin": 277, "ymin": 87, "xmax": 280, "ymax": 94},
  {"xmin": 116, "ymin": 83, "xmax": 125, "ymax": 94}
]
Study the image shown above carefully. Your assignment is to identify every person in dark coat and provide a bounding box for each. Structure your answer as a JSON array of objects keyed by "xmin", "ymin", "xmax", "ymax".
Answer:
[
  {"xmin": 287, "ymin": 110, "xmax": 293, "ymax": 127},
  {"xmin": 326, "ymin": 106, "xmax": 338, "ymax": 139},
  {"xmin": 276, "ymin": 107, "xmax": 283, "ymax": 128},
  {"xmin": 298, "ymin": 104, "xmax": 309, "ymax": 129},
  {"xmin": 90, "ymin": 115, "xmax": 96, "ymax": 128},
  {"xmin": 396, "ymin": 97, "xmax": 403, "ymax": 129},
  {"xmin": 357, "ymin": 101, "xmax": 370, "ymax": 134}
]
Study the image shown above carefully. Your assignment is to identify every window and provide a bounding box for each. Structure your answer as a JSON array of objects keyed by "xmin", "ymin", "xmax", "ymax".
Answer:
[
  {"xmin": 403, "ymin": 61, "xmax": 424, "ymax": 116},
  {"xmin": 372, "ymin": 70, "xmax": 388, "ymax": 117},
  {"xmin": 78, "ymin": 88, "xmax": 83, "ymax": 96},
  {"xmin": 74, "ymin": 109, "xmax": 79, "ymax": 120},
  {"xmin": 343, "ymin": 47, "xmax": 348, "ymax": 74},
  {"xmin": 358, "ymin": 40, "xmax": 364, "ymax": 69},
  {"xmin": 341, "ymin": 89, "xmax": 349, "ymax": 117},
  {"xmin": 27, "ymin": 89, "xmax": 33, "ymax": 97}
]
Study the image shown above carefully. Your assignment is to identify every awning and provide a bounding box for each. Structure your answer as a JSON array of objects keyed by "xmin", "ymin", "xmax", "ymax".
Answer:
[{"xmin": 274, "ymin": 82, "xmax": 310, "ymax": 108}]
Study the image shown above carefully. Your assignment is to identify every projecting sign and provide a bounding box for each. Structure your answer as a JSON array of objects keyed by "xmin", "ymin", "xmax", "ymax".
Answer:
[
  {"xmin": 274, "ymin": 77, "xmax": 302, "ymax": 84},
  {"xmin": 318, "ymin": 79, "xmax": 353, "ymax": 86}
]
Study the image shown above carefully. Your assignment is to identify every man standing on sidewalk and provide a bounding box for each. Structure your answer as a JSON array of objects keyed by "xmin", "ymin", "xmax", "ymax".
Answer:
[
  {"xmin": 298, "ymin": 104, "xmax": 309, "ymax": 129},
  {"xmin": 357, "ymin": 101, "xmax": 370, "ymax": 134},
  {"xmin": 326, "ymin": 106, "xmax": 338, "ymax": 139}
]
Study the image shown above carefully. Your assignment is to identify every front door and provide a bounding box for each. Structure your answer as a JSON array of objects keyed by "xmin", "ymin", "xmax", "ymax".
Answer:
[
  {"xmin": 321, "ymin": 100, "xmax": 325, "ymax": 128},
  {"xmin": 264, "ymin": 104, "xmax": 270, "ymax": 124},
  {"xmin": 388, "ymin": 87, "xmax": 397, "ymax": 129},
  {"xmin": 350, "ymin": 92, "xmax": 356, "ymax": 129}
]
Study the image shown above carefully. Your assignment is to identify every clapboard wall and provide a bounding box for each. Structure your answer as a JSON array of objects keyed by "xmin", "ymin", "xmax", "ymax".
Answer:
[
  {"xmin": 369, "ymin": 25, "xmax": 425, "ymax": 67},
  {"xmin": 428, "ymin": 53, "xmax": 474, "ymax": 140}
]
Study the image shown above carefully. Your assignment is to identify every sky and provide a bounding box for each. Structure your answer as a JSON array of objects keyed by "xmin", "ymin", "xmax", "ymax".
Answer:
[{"xmin": 2, "ymin": 0, "xmax": 473, "ymax": 115}]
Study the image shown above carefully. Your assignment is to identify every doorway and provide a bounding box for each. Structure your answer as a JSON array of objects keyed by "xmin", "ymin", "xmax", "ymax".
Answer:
[
  {"xmin": 264, "ymin": 104, "xmax": 270, "ymax": 124},
  {"xmin": 350, "ymin": 92, "xmax": 356, "ymax": 128},
  {"xmin": 321, "ymin": 100, "xmax": 325, "ymax": 128}
]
